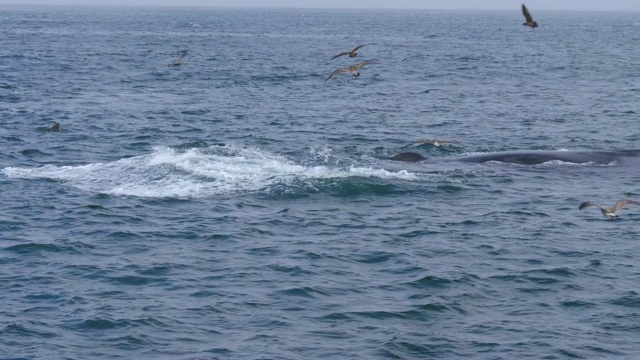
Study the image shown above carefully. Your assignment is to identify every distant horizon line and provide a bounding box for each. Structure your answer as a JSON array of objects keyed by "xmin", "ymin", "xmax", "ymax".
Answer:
[{"xmin": 1, "ymin": 3, "xmax": 639, "ymax": 13}]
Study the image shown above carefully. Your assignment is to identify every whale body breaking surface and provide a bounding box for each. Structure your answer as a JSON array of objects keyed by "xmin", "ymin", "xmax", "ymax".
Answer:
[{"xmin": 389, "ymin": 150, "xmax": 640, "ymax": 165}]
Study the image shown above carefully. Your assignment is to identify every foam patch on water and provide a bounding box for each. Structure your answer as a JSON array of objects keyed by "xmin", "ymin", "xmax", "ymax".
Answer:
[{"xmin": 2, "ymin": 145, "xmax": 417, "ymax": 198}]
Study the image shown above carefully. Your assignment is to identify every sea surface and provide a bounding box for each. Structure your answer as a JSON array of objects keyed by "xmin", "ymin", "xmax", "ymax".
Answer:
[{"xmin": 1, "ymin": 5, "xmax": 640, "ymax": 359}]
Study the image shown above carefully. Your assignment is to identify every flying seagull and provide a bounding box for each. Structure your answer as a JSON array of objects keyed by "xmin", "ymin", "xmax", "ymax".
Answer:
[
  {"xmin": 400, "ymin": 139, "xmax": 461, "ymax": 149},
  {"xmin": 325, "ymin": 60, "xmax": 375, "ymax": 82},
  {"xmin": 168, "ymin": 50, "xmax": 188, "ymax": 67},
  {"xmin": 578, "ymin": 199, "xmax": 640, "ymax": 219},
  {"xmin": 330, "ymin": 44, "xmax": 375, "ymax": 60},
  {"xmin": 522, "ymin": 4, "xmax": 538, "ymax": 28}
]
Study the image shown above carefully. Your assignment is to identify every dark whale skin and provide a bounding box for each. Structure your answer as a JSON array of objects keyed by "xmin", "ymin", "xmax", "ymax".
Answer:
[
  {"xmin": 387, "ymin": 150, "xmax": 640, "ymax": 165},
  {"xmin": 389, "ymin": 152, "xmax": 428, "ymax": 162},
  {"xmin": 458, "ymin": 150, "xmax": 640, "ymax": 165}
]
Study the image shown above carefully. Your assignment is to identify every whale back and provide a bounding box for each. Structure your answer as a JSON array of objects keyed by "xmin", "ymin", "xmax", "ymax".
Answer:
[
  {"xmin": 458, "ymin": 150, "xmax": 631, "ymax": 165},
  {"xmin": 387, "ymin": 150, "xmax": 640, "ymax": 165},
  {"xmin": 389, "ymin": 152, "xmax": 427, "ymax": 162}
]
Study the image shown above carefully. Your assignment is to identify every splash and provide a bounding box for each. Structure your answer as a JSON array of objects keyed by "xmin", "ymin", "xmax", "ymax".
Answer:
[{"xmin": 3, "ymin": 145, "xmax": 416, "ymax": 198}]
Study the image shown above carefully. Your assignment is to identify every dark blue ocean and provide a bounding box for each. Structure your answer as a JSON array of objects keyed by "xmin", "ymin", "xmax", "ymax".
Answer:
[{"xmin": 1, "ymin": 5, "xmax": 640, "ymax": 359}]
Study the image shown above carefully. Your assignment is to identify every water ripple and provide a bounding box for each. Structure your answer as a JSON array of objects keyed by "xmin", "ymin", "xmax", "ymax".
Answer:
[{"xmin": 2, "ymin": 7, "xmax": 640, "ymax": 360}]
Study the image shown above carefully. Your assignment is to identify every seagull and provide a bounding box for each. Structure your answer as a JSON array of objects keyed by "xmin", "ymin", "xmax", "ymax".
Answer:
[
  {"xmin": 330, "ymin": 44, "xmax": 375, "ymax": 60},
  {"xmin": 522, "ymin": 4, "xmax": 538, "ymax": 28},
  {"xmin": 578, "ymin": 200, "xmax": 640, "ymax": 219},
  {"xmin": 325, "ymin": 60, "xmax": 375, "ymax": 82},
  {"xmin": 168, "ymin": 50, "xmax": 188, "ymax": 67},
  {"xmin": 50, "ymin": 123, "xmax": 61, "ymax": 132},
  {"xmin": 400, "ymin": 139, "xmax": 461, "ymax": 149}
]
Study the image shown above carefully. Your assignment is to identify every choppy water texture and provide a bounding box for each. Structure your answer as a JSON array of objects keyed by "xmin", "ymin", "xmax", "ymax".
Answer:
[{"xmin": 1, "ymin": 5, "xmax": 640, "ymax": 359}]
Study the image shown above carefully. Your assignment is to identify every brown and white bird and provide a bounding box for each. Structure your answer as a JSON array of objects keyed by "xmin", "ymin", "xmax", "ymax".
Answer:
[
  {"xmin": 325, "ymin": 60, "xmax": 375, "ymax": 82},
  {"xmin": 578, "ymin": 200, "xmax": 640, "ymax": 219},
  {"xmin": 522, "ymin": 4, "xmax": 538, "ymax": 28},
  {"xmin": 330, "ymin": 44, "xmax": 375, "ymax": 60},
  {"xmin": 168, "ymin": 50, "xmax": 188, "ymax": 67},
  {"xmin": 400, "ymin": 139, "xmax": 461, "ymax": 149}
]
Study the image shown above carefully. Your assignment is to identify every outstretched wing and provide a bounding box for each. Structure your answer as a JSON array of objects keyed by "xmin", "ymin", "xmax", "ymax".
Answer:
[
  {"xmin": 400, "ymin": 139, "xmax": 430, "ymax": 149},
  {"xmin": 325, "ymin": 67, "xmax": 350, "ymax": 82},
  {"xmin": 522, "ymin": 4, "xmax": 534, "ymax": 23},
  {"xmin": 433, "ymin": 139, "xmax": 461, "ymax": 144},
  {"xmin": 353, "ymin": 60, "xmax": 374, "ymax": 70},
  {"xmin": 611, "ymin": 199, "xmax": 640, "ymax": 212},
  {"xmin": 352, "ymin": 43, "xmax": 375, "ymax": 52},
  {"xmin": 169, "ymin": 50, "xmax": 189, "ymax": 66},
  {"xmin": 578, "ymin": 201, "xmax": 601, "ymax": 211},
  {"xmin": 330, "ymin": 51, "xmax": 350, "ymax": 60}
]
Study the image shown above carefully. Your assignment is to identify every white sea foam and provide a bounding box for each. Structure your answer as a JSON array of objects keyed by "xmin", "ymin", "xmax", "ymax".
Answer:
[{"xmin": 2, "ymin": 146, "xmax": 417, "ymax": 198}]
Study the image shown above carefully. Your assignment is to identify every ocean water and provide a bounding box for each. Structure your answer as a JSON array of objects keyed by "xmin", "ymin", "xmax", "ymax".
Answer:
[{"xmin": 1, "ymin": 5, "xmax": 640, "ymax": 359}]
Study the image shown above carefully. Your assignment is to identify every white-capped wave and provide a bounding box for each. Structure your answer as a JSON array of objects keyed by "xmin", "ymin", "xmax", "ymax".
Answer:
[{"xmin": 2, "ymin": 146, "xmax": 416, "ymax": 198}]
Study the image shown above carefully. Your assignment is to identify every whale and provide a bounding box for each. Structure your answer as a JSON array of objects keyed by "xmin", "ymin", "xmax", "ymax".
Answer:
[
  {"xmin": 389, "ymin": 150, "xmax": 640, "ymax": 165},
  {"xmin": 459, "ymin": 150, "xmax": 640, "ymax": 165},
  {"xmin": 389, "ymin": 152, "xmax": 427, "ymax": 162}
]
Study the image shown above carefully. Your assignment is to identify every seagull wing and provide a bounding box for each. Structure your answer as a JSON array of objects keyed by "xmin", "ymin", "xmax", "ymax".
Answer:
[
  {"xmin": 400, "ymin": 139, "xmax": 429, "ymax": 149},
  {"xmin": 578, "ymin": 201, "xmax": 601, "ymax": 211},
  {"xmin": 331, "ymin": 51, "xmax": 350, "ymax": 60},
  {"xmin": 522, "ymin": 4, "xmax": 534, "ymax": 23},
  {"xmin": 353, "ymin": 60, "xmax": 374, "ymax": 70},
  {"xmin": 325, "ymin": 67, "xmax": 350, "ymax": 81},
  {"xmin": 168, "ymin": 50, "xmax": 188, "ymax": 66},
  {"xmin": 612, "ymin": 200, "xmax": 640, "ymax": 212},
  {"xmin": 352, "ymin": 43, "xmax": 375, "ymax": 52}
]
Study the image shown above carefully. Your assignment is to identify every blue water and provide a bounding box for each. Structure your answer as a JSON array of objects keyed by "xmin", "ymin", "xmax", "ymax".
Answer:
[{"xmin": 2, "ymin": 5, "xmax": 640, "ymax": 359}]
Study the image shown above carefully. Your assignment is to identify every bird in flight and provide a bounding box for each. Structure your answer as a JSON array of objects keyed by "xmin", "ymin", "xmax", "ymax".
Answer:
[
  {"xmin": 330, "ymin": 44, "xmax": 375, "ymax": 60},
  {"xmin": 522, "ymin": 4, "xmax": 538, "ymax": 28},
  {"xmin": 325, "ymin": 60, "xmax": 375, "ymax": 82},
  {"xmin": 578, "ymin": 199, "xmax": 640, "ymax": 219},
  {"xmin": 400, "ymin": 139, "xmax": 461, "ymax": 149},
  {"xmin": 168, "ymin": 50, "xmax": 188, "ymax": 67}
]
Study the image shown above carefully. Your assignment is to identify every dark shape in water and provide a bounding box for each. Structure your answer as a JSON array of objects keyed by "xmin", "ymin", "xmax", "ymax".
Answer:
[
  {"xmin": 579, "ymin": 200, "xmax": 640, "ymax": 219},
  {"xmin": 458, "ymin": 150, "xmax": 640, "ymax": 165},
  {"xmin": 50, "ymin": 123, "xmax": 61, "ymax": 132},
  {"xmin": 389, "ymin": 152, "xmax": 427, "ymax": 162},
  {"xmin": 388, "ymin": 150, "xmax": 640, "ymax": 165}
]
